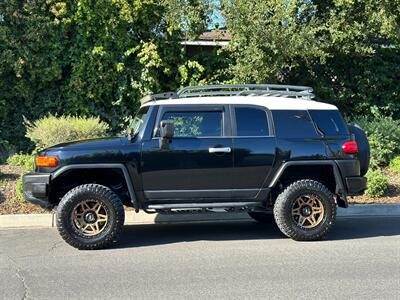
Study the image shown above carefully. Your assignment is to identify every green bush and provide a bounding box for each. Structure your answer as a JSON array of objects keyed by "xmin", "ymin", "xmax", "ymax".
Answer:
[
  {"xmin": 25, "ymin": 115, "xmax": 109, "ymax": 149},
  {"xmin": 0, "ymin": 139, "xmax": 14, "ymax": 164},
  {"xmin": 352, "ymin": 112, "xmax": 400, "ymax": 168},
  {"xmin": 7, "ymin": 153, "xmax": 35, "ymax": 170},
  {"xmin": 389, "ymin": 156, "xmax": 400, "ymax": 174},
  {"xmin": 365, "ymin": 169, "xmax": 389, "ymax": 198},
  {"xmin": 15, "ymin": 175, "xmax": 24, "ymax": 202}
]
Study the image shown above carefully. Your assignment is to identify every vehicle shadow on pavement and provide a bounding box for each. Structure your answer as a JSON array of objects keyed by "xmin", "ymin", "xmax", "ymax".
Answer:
[
  {"xmin": 327, "ymin": 216, "xmax": 400, "ymax": 241},
  {"xmin": 115, "ymin": 216, "xmax": 400, "ymax": 249},
  {"xmin": 116, "ymin": 221, "xmax": 282, "ymax": 248}
]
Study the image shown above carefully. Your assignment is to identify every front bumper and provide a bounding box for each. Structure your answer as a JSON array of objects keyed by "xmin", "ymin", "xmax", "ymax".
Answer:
[
  {"xmin": 22, "ymin": 173, "xmax": 52, "ymax": 209},
  {"xmin": 345, "ymin": 176, "xmax": 367, "ymax": 196}
]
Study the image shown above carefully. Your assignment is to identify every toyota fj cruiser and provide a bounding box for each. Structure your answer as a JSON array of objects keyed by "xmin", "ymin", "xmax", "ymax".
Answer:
[{"xmin": 23, "ymin": 84, "xmax": 369, "ymax": 249}]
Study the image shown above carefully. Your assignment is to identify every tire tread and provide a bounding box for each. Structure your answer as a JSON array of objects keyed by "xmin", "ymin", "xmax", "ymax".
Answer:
[
  {"xmin": 56, "ymin": 184, "xmax": 125, "ymax": 250},
  {"xmin": 273, "ymin": 179, "xmax": 336, "ymax": 241}
]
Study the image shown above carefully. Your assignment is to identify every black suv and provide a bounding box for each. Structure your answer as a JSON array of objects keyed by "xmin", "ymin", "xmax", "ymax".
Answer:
[{"xmin": 23, "ymin": 84, "xmax": 369, "ymax": 249}]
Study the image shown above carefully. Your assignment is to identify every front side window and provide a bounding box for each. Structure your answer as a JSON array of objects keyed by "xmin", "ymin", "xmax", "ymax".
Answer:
[
  {"xmin": 161, "ymin": 111, "xmax": 222, "ymax": 137},
  {"xmin": 235, "ymin": 107, "xmax": 269, "ymax": 136},
  {"xmin": 129, "ymin": 106, "xmax": 149, "ymax": 136}
]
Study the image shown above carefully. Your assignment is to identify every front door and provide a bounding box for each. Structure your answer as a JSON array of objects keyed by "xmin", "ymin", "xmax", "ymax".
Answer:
[{"xmin": 141, "ymin": 104, "xmax": 234, "ymax": 201}]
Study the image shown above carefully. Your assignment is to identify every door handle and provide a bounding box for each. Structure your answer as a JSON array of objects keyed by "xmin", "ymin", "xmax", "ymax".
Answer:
[{"xmin": 209, "ymin": 147, "xmax": 231, "ymax": 153}]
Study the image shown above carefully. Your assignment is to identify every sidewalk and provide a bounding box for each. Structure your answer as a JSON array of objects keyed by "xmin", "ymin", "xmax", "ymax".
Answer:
[{"xmin": 1, "ymin": 204, "xmax": 399, "ymax": 228}]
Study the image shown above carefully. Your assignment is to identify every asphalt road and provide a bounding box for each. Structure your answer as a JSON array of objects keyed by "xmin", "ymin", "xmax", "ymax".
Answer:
[{"xmin": 1, "ymin": 216, "xmax": 400, "ymax": 300}]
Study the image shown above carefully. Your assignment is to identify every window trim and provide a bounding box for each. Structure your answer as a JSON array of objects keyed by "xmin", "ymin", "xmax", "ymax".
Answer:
[
  {"xmin": 230, "ymin": 104, "xmax": 275, "ymax": 138},
  {"xmin": 152, "ymin": 104, "xmax": 231, "ymax": 139}
]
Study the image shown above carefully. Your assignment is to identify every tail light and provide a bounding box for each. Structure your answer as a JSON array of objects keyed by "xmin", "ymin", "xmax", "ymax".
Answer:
[
  {"xmin": 36, "ymin": 156, "xmax": 59, "ymax": 167},
  {"xmin": 342, "ymin": 141, "xmax": 358, "ymax": 154}
]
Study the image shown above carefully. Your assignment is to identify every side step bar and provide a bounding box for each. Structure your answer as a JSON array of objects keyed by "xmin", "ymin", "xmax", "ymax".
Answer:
[{"xmin": 147, "ymin": 202, "xmax": 260, "ymax": 210}]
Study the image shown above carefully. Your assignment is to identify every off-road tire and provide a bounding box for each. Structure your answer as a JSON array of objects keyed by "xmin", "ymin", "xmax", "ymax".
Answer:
[
  {"xmin": 248, "ymin": 212, "xmax": 275, "ymax": 224},
  {"xmin": 56, "ymin": 184, "xmax": 125, "ymax": 250},
  {"xmin": 273, "ymin": 180, "xmax": 336, "ymax": 241}
]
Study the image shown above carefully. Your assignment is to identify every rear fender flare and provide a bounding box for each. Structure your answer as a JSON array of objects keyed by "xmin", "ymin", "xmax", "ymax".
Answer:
[{"xmin": 268, "ymin": 161, "xmax": 348, "ymax": 208}]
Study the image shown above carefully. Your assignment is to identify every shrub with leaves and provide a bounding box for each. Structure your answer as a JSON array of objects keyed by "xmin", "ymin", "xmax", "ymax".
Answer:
[
  {"xmin": 7, "ymin": 153, "xmax": 35, "ymax": 170},
  {"xmin": 15, "ymin": 175, "xmax": 24, "ymax": 203},
  {"xmin": 352, "ymin": 110, "xmax": 400, "ymax": 168},
  {"xmin": 389, "ymin": 156, "xmax": 400, "ymax": 175},
  {"xmin": 25, "ymin": 115, "xmax": 109, "ymax": 150},
  {"xmin": 365, "ymin": 169, "xmax": 389, "ymax": 198}
]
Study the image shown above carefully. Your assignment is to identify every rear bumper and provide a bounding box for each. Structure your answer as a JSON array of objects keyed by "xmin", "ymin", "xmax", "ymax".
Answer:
[
  {"xmin": 345, "ymin": 176, "xmax": 367, "ymax": 196},
  {"xmin": 22, "ymin": 173, "xmax": 52, "ymax": 209},
  {"xmin": 335, "ymin": 159, "xmax": 367, "ymax": 196}
]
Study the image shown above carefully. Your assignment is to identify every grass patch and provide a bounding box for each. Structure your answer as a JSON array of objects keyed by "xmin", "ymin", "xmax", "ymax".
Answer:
[
  {"xmin": 389, "ymin": 156, "xmax": 400, "ymax": 175},
  {"xmin": 7, "ymin": 153, "xmax": 34, "ymax": 170}
]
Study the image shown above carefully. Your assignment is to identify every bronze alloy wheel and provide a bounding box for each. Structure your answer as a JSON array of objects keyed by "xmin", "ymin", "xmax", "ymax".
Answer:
[
  {"xmin": 71, "ymin": 200, "xmax": 108, "ymax": 236},
  {"xmin": 291, "ymin": 194, "xmax": 325, "ymax": 229}
]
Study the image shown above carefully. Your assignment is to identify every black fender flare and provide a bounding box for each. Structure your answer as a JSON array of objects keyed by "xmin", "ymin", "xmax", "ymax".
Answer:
[
  {"xmin": 51, "ymin": 164, "xmax": 139, "ymax": 210},
  {"xmin": 268, "ymin": 160, "xmax": 348, "ymax": 208}
]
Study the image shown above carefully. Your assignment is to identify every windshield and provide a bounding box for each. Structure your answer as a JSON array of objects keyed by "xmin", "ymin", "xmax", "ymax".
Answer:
[{"xmin": 129, "ymin": 106, "xmax": 149, "ymax": 136}]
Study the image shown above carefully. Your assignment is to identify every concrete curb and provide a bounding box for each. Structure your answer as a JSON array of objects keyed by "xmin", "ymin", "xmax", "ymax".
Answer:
[{"xmin": 0, "ymin": 204, "xmax": 399, "ymax": 228}]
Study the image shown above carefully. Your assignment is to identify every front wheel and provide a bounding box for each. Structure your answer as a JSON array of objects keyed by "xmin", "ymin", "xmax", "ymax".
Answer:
[
  {"xmin": 56, "ymin": 184, "xmax": 125, "ymax": 250},
  {"xmin": 273, "ymin": 180, "xmax": 336, "ymax": 241}
]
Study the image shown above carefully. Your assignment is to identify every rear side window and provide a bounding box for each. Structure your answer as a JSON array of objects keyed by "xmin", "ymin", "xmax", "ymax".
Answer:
[
  {"xmin": 235, "ymin": 107, "xmax": 269, "ymax": 136},
  {"xmin": 272, "ymin": 110, "xmax": 318, "ymax": 138},
  {"xmin": 308, "ymin": 110, "xmax": 348, "ymax": 136},
  {"xmin": 161, "ymin": 111, "xmax": 222, "ymax": 137}
]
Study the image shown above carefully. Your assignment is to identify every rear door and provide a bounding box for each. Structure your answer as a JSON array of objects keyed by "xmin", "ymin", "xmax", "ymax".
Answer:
[
  {"xmin": 141, "ymin": 104, "xmax": 234, "ymax": 201},
  {"xmin": 231, "ymin": 105, "xmax": 276, "ymax": 199}
]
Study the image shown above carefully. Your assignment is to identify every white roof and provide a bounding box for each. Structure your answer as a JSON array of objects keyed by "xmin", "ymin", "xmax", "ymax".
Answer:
[{"xmin": 142, "ymin": 96, "xmax": 338, "ymax": 110}]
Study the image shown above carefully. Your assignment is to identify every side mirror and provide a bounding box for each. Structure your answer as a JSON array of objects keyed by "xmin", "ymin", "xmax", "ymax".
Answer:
[
  {"xmin": 160, "ymin": 120, "xmax": 174, "ymax": 139},
  {"xmin": 159, "ymin": 120, "xmax": 174, "ymax": 149}
]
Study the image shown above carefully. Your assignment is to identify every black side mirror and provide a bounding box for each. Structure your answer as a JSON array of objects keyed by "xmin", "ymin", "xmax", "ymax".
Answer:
[{"xmin": 159, "ymin": 120, "xmax": 174, "ymax": 149}]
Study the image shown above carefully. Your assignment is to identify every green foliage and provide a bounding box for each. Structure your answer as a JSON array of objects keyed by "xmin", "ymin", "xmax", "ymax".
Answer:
[
  {"xmin": 365, "ymin": 169, "xmax": 389, "ymax": 198},
  {"xmin": 1, "ymin": 0, "xmax": 400, "ymax": 153},
  {"xmin": 15, "ymin": 175, "xmax": 24, "ymax": 203},
  {"xmin": 220, "ymin": 0, "xmax": 400, "ymax": 119},
  {"xmin": 352, "ymin": 110, "xmax": 400, "ymax": 168},
  {"xmin": 25, "ymin": 115, "xmax": 109, "ymax": 149},
  {"xmin": 389, "ymin": 156, "xmax": 400, "ymax": 175},
  {"xmin": 0, "ymin": 0, "xmax": 209, "ymax": 151},
  {"xmin": 7, "ymin": 153, "xmax": 35, "ymax": 170},
  {"xmin": 0, "ymin": 139, "xmax": 14, "ymax": 164}
]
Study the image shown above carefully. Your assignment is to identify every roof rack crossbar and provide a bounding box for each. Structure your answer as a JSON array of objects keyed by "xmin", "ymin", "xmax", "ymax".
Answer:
[
  {"xmin": 140, "ymin": 92, "xmax": 177, "ymax": 104},
  {"xmin": 140, "ymin": 84, "xmax": 315, "ymax": 104},
  {"xmin": 177, "ymin": 84, "xmax": 314, "ymax": 99}
]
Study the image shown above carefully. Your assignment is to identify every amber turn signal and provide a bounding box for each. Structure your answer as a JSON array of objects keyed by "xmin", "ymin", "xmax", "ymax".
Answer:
[{"xmin": 36, "ymin": 156, "xmax": 59, "ymax": 167}]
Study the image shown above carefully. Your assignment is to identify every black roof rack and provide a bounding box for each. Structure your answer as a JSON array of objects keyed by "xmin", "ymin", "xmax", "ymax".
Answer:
[{"xmin": 140, "ymin": 84, "xmax": 314, "ymax": 105}]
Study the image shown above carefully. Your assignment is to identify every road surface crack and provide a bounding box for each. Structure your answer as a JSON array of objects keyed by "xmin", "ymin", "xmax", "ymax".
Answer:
[
  {"xmin": 5, "ymin": 254, "xmax": 32, "ymax": 300},
  {"xmin": 49, "ymin": 241, "xmax": 63, "ymax": 252}
]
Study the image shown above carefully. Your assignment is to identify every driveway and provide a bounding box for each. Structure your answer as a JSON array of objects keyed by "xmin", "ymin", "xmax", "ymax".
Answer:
[{"xmin": 1, "ymin": 216, "xmax": 399, "ymax": 299}]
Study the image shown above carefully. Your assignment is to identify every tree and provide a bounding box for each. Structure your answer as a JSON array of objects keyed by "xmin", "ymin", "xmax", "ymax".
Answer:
[
  {"xmin": 0, "ymin": 0, "xmax": 208, "ymax": 151},
  {"xmin": 221, "ymin": 0, "xmax": 400, "ymax": 118}
]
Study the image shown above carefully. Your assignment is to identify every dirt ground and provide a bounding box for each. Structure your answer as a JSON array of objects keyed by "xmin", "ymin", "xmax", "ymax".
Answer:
[
  {"xmin": 1, "ymin": 164, "xmax": 399, "ymax": 215},
  {"xmin": 351, "ymin": 169, "xmax": 400, "ymax": 204},
  {"xmin": 0, "ymin": 165, "xmax": 48, "ymax": 214}
]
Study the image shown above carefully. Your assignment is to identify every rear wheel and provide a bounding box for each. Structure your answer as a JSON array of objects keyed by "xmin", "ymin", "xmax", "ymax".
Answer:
[
  {"xmin": 56, "ymin": 184, "xmax": 125, "ymax": 250},
  {"xmin": 273, "ymin": 179, "xmax": 336, "ymax": 241}
]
